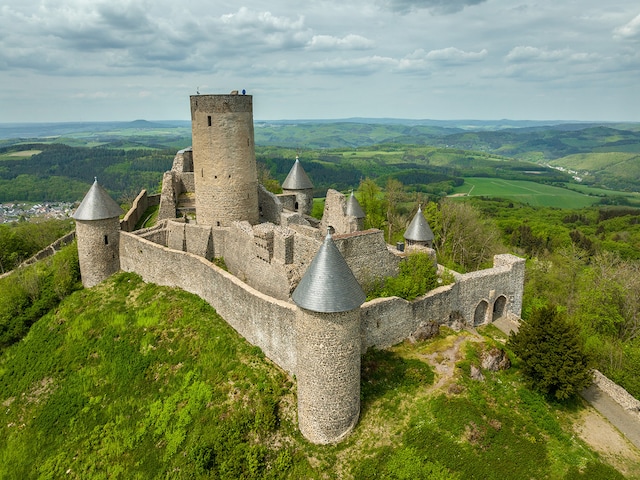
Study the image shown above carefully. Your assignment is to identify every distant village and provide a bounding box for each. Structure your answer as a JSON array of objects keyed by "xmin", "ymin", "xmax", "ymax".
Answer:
[{"xmin": 0, "ymin": 202, "xmax": 75, "ymax": 224}]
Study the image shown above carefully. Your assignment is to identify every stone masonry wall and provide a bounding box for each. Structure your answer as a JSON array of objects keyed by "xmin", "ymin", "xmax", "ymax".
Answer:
[
  {"xmin": 76, "ymin": 218, "xmax": 121, "ymax": 288},
  {"xmin": 321, "ymin": 189, "xmax": 360, "ymax": 235},
  {"xmin": 119, "ymin": 231, "xmax": 298, "ymax": 374},
  {"xmin": 296, "ymin": 308, "xmax": 361, "ymax": 444},
  {"xmin": 190, "ymin": 94, "xmax": 259, "ymax": 227},
  {"xmin": 592, "ymin": 370, "xmax": 640, "ymax": 421},
  {"xmin": 121, "ymin": 190, "xmax": 161, "ymax": 232},
  {"xmin": 334, "ymin": 229, "xmax": 400, "ymax": 289},
  {"xmin": 361, "ymin": 255, "xmax": 525, "ymax": 351}
]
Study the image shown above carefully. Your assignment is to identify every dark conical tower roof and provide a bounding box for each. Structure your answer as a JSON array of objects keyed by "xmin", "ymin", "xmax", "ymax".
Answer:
[
  {"xmin": 73, "ymin": 179, "xmax": 123, "ymax": 221},
  {"xmin": 292, "ymin": 231, "xmax": 366, "ymax": 313},
  {"xmin": 282, "ymin": 157, "xmax": 313, "ymax": 190},
  {"xmin": 404, "ymin": 205, "xmax": 434, "ymax": 242},
  {"xmin": 346, "ymin": 191, "xmax": 365, "ymax": 219}
]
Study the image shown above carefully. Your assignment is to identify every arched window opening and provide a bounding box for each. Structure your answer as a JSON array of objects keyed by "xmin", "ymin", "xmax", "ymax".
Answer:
[
  {"xmin": 492, "ymin": 296, "xmax": 507, "ymax": 321},
  {"xmin": 474, "ymin": 301, "xmax": 488, "ymax": 326}
]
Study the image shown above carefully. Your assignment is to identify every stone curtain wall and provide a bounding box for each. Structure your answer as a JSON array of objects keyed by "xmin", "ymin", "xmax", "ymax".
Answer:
[
  {"xmin": 361, "ymin": 254, "xmax": 525, "ymax": 350},
  {"xmin": 121, "ymin": 190, "xmax": 161, "ymax": 232},
  {"xmin": 361, "ymin": 284, "xmax": 456, "ymax": 350},
  {"xmin": 0, "ymin": 231, "xmax": 76, "ymax": 281},
  {"xmin": 119, "ymin": 231, "xmax": 298, "ymax": 374},
  {"xmin": 592, "ymin": 370, "xmax": 640, "ymax": 421},
  {"xmin": 119, "ymin": 235, "xmax": 524, "ymax": 380}
]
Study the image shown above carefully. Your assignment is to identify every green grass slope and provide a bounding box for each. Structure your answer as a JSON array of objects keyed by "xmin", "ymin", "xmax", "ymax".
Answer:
[
  {"xmin": 1, "ymin": 273, "xmax": 635, "ymax": 478},
  {"xmin": 452, "ymin": 178, "xmax": 599, "ymax": 208}
]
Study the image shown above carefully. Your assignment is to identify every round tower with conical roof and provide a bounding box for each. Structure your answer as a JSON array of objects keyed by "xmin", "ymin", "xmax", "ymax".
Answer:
[
  {"xmin": 346, "ymin": 191, "xmax": 366, "ymax": 231},
  {"xmin": 404, "ymin": 204, "xmax": 434, "ymax": 250},
  {"xmin": 282, "ymin": 156, "xmax": 314, "ymax": 215},
  {"xmin": 73, "ymin": 179, "xmax": 123, "ymax": 288},
  {"xmin": 190, "ymin": 94, "xmax": 259, "ymax": 227},
  {"xmin": 292, "ymin": 231, "xmax": 366, "ymax": 444}
]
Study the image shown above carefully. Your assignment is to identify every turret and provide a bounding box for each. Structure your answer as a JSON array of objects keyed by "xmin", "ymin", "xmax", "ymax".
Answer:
[
  {"xmin": 282, "ymin": 156, "xmax": 314, "ymax": 215},
  {"xmin": 404, "ymin": 204, "xmax": 434, "ymax": 250},
  {"xmin": 292, "ymin": 231, "xmax": 366, "ymax": 444},
  {"xmin": 190, "ymin": 94, "xmax": 259, "ymax": 227},
  {"xmin": 345, "ymin": 191, "xmax": 366, "ymax": 231},
  {"xmin": 73, "ymin": 179, "xmax": 123, "ymax": 288}
]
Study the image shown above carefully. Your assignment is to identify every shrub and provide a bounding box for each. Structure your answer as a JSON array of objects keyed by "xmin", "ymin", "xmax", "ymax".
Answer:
[
  {"xmin": 367, "ymin": 252, "xmax": 439, "ymax": 300},
  {"xmin": 508, "ymin": 305, "xmax": 594, "ymax": 400}
]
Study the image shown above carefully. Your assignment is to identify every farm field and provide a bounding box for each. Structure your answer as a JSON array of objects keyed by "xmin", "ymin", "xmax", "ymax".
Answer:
[{"xmin": 451, "ymin": 177, "xmax": 599, "ymax": 208}]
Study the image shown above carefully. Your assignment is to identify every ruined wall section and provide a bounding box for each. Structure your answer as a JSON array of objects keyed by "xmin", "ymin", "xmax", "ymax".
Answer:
[
  {"xmin": 334, "ymin": 230, "xmax": 400, "ymax": 290},
  {"xmin": 221, "ymin": 221, "xmax": 317, "ymax": 300},
  {"xmin": 361, "ymin": 254, "xmax": 525, "ymax": 350},
  {"xmin": 258, "ymin": 184, "xmax": 283, "ymax": 225},
  {"xmin": 455, "ymin": 254, "xmax": 525, "ymax": 324},
  {"xmin": 171, "ymin": 148, "xmax": 193, "ymax": 173},
  {"xmin": 119, "ymin": 231, "xmax": 298, "ymax": 374},
  {"xmin": 320, "ymin": 189, "xmax": 360, "ymax": 235}
]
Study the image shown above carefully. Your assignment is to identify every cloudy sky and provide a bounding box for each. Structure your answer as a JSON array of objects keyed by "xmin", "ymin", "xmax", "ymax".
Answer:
[{"xmin": 1, "ymin": 0, "xmax": 639, "ymax": 122}]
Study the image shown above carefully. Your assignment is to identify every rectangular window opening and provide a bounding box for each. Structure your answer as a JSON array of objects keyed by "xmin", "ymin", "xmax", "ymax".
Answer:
[
  {"xmin": 207, "ymin": 115, "xmax": 212, "ymax": 127},
  {"xmin": 104, "ymin": 235, "xmax": 109, "ymax": 245}
]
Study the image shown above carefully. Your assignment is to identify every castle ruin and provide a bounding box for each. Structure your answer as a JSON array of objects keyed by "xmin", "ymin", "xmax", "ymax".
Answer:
[{"xmin": 73, "ymin": 93, "xmax": 525, "ymax": 444}]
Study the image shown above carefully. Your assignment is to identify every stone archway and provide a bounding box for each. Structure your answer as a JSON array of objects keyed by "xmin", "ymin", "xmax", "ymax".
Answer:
[
  {"xmin": 492, "ymin": 295, "xmax": 507, "ymax": 321},
  {"xmin": 474, "ymin": 301, "xmax": 488, "ymax": 326}
]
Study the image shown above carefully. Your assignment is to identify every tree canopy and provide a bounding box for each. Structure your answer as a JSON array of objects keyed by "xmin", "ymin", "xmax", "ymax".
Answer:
[{"xmin": 508, "ymin": 305, "xmax": 593, "ymax": 401}]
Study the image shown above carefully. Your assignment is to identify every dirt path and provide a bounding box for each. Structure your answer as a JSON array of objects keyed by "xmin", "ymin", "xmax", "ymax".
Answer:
[
  {"xmin": 420, "ymin": 330, "xmax": 483, "ymax": 393},
  {"xmin": 574, "ymin": 406, "xmax": 640, "ymax": 478}
]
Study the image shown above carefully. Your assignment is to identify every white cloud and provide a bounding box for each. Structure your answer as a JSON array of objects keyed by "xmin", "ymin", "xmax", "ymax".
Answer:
[
  {"xmin": 614, "ymin": 13, "xmax": 640, "ymax": 40},
  {"xmin": 307, "ymin": 34, "xmax": 374, "ymax": 50},
  {"xmin": 424, "ymin": 47, "xmax": 488, "ymax": 63},
  {"xmin": 0, "ymin": 0, "xmax": 639, "ymax": 121},
  {"xmin": 505, "ymin": 46, "xmax": 597, "ymax": 64}
]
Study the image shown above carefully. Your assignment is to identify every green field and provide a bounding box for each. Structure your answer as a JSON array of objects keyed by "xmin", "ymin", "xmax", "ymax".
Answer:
[
  {"xmin": 549, "ymin": 152, "xmax": 639, "ymax": 171},
  {"xmin": 451, "ymin": 177, "xmax": 599, "ymax": 208}
]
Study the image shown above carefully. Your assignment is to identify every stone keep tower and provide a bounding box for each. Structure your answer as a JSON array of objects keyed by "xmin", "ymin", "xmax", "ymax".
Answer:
[
  {"xmin": 292, "ymin": 231, "xmax": 366, "ymax": 444},
  {"xmin": 73, "ymin": 179, "xmax": 123, "ymax": 288},
  {"xmin": 190, "ymin": 94, "xmax": 259, "ymax": 227}
]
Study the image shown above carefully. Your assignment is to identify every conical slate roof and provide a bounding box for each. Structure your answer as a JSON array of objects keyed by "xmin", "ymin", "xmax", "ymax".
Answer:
[
  {"xmin": 292, "ymin": 231, "xmax": 366, "ymax": 313},
  {"xmin": 73, "ymin": 179, "xmax": 123, "ymax": 221},
  {"xmin": 282, "ymin": 157, "xmax": 313, "ymax": 190},
  {"xmin": 346, "ymin": 191, "xmax": 365, "ymax": 219},
  {"xmin": 404, "ymin": 205, "xmax": 434, "ymax": 242}
]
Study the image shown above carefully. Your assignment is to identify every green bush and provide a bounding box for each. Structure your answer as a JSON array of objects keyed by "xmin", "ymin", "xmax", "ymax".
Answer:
[
  {"xmin": 508, "ymin": 305, "xmax": 594, "ymax": 400},
  {"xmin": 367, "ymin": 252, "xmax": 439, "ymax": 300}
]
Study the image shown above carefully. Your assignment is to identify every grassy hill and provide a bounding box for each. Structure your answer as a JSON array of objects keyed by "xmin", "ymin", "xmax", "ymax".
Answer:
[
  {"xmin": 1, "ymin": 272, "xmax": 636, "ymax": 479},
  {"xmin": 451, "ymin": 178, "xmax": 600, "ymax": 209},
  {"xmin": 549, "ymin": 152, "xmax": 640, "ymax": 192}
]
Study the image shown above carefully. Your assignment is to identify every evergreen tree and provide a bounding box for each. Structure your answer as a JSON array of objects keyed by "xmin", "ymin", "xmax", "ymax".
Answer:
[{"xmin": 508, "ymin": 305, "xmax": 593, "ymax": 400}]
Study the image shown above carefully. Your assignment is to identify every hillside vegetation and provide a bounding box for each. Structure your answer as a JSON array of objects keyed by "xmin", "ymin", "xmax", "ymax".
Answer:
[
  {"xmin": 1, "ymin": 273, "xmax": 635, "ymax": 479},
  {"xmin": 1, "ymin": 120, "xmax": 639, "ymax": 205}
]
